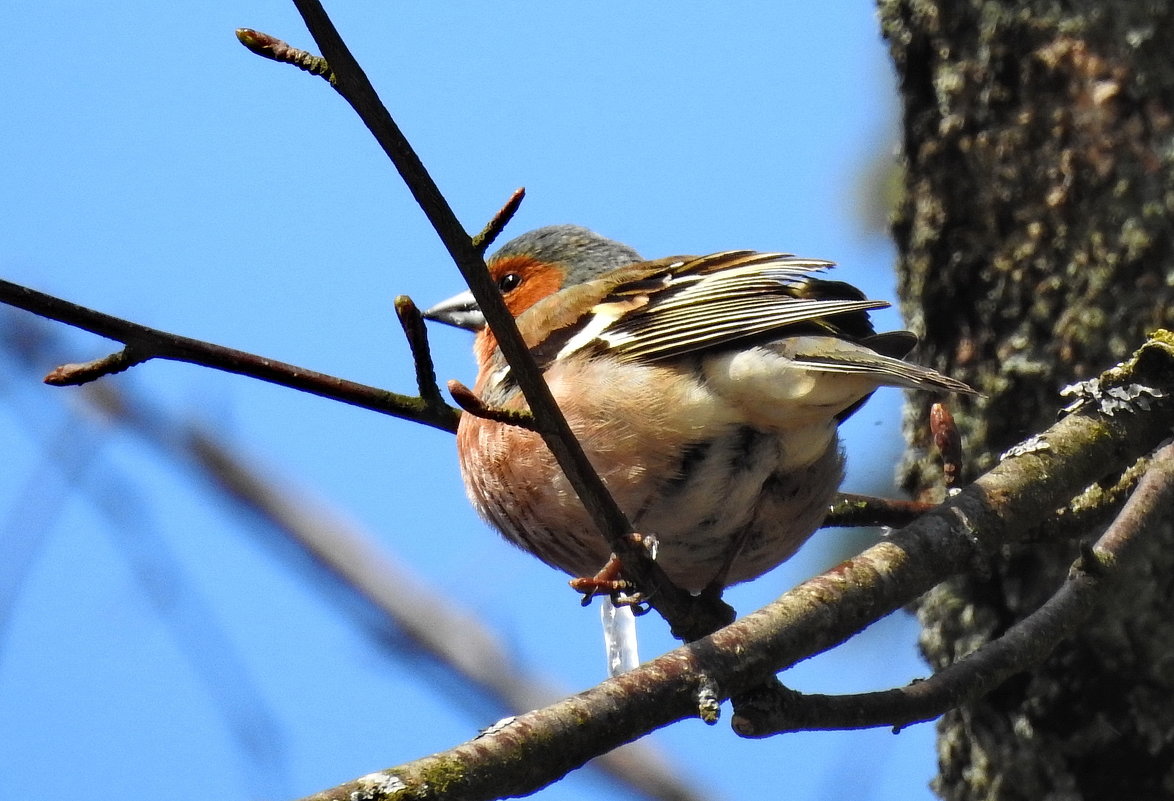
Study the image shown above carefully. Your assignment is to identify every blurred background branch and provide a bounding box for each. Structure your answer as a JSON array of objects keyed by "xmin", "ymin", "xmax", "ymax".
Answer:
[{"xmin": 0, "ymin": 310, "xmax": 706, "ymax": 801}]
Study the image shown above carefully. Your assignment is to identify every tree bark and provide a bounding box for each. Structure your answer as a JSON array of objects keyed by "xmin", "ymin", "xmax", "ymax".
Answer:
[{"xmin": 878, "ymin": 1, "xmax": 1174, "ymax": 798}]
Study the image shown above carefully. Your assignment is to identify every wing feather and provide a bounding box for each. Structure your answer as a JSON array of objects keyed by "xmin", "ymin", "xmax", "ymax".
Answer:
[
  {"xmin": 572, "ymin": 252, "xmax": 883, "ymax": 362},
  {"xmin": 602, "ymin": 299, "xmax": 889, "ymax": 360},
  {"xmin": 792, "ymin": 353, "xmax": 977, "ymax": 394}
]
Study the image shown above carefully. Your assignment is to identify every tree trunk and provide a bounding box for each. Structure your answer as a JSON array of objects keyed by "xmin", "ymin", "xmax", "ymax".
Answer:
[{"xmin": 877, "ymin": 1, "xmax": 1174, "ymax": 798}]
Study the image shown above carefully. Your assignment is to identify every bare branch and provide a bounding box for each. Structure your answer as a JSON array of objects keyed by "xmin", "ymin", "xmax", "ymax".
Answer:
[
  {"xmin": 393, "ymin": 295, "xmax": 447, "ymax": 409},
  {"xmin": 0, "ymin": 278, "xmax": 460, "ymax": 433},
  {"xmin": 471, "ymin": 187, "xmax": 526, "ymax": 256},
  {"xmin": 44, "ymin": 345, "xmax": 150, "ymax": 385},
  {"xmin": 447, "ymin": 379, "xmax": 540, "ymax": 431},
  {"xmin": 823, "ymin": 403, "xmax": 963, "ymax": 528},
  {"xmin": 235, "ymin": 28, "xmax": 334, "ymax": 83},
  {"xmin": 824, "ymin": 493, "xmax": 935, "ymax": 528}
]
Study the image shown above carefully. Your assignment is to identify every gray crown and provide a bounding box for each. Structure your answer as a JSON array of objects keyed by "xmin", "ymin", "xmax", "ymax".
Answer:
[{"xmin": 491, "ymin": 225, "xmax": 642, "ymax": 282}]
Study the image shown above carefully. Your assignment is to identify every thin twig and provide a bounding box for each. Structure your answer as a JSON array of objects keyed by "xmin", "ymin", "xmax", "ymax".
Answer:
[
  {"xmin": 44, "ymin": 345, "xmax": 151, "ymax": 386},
  {"xmin": 236, "ymin": 28, "xmax": 334, "ymax": 83},
  {"xmin": 821, "ymin": 404, "xmax": 960, "ymax": 528},
  {"xmin": 472, "ymin": 187, "xmax": 526, "ymax": 255},
  {"xmin": 447, "ymin": 380, "xmax": 539, "ymax": 431},
  {"xmin": 393, "ymin": 296, "xmax": 447, "ymax": 409},
  {"xmin": 824, "ymin": 493, "xmax": 935, "ymax": 528},
  {"xmin": 0, "ymin": 278, "xmax": 460, "ymax": 433}
]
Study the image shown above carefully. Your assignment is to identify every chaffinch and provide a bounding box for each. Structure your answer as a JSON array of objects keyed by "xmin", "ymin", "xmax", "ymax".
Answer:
[{"xmin": 425, "ymin": 225, "xmax": 974, "ymax": 595}]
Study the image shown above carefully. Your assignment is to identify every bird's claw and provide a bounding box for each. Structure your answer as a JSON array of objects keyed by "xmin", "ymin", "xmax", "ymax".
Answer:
[{"xmin": 570, "ymin": 553, "xmax": 651, "ymax": 610}]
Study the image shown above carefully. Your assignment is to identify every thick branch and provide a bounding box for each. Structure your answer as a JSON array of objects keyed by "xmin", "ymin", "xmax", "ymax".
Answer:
[
  {"xmin": 297, "ymin": 333, "xmax": 1174, "ymax": 800},
  {"xmin": 734, "ymin": 439, "xmax": 1174, "ymax": 735}
]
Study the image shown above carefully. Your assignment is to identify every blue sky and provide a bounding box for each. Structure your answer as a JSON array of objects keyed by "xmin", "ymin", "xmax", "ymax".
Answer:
[{"xmin": 1, "ymin": 3, "xmax": 942, "ymax": 800}]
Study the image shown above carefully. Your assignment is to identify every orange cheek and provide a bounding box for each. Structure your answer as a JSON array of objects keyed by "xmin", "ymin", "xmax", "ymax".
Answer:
[
  {"xmin": 506, "ymin": 269, "xmax": 563, "ymax": 316},
  {"xmin": 489, "ymin": 255, "xmax": 564, "ymax": 317}
]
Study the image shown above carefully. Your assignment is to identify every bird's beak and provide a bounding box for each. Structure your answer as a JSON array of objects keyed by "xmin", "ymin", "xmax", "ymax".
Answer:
[{"xmin": 422, "ymin": 290, "xmax": 486, "ymax": 331}]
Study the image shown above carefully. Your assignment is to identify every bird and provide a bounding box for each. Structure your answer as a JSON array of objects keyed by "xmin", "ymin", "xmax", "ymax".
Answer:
[{"xmin": 424, "ymin": 224, "xmax": 974, "ymax": 597}]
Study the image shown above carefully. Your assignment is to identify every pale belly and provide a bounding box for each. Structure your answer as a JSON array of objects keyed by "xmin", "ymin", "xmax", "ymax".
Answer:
[{"xmin": 457, "ymin": 356, "xmax": 848, "ymax": 593}]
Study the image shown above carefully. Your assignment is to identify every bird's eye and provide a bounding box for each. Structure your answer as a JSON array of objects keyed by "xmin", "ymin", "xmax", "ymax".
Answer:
[{"xmin": 497, "ymin": 273, "xmax": 522, "ymax": 292}]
